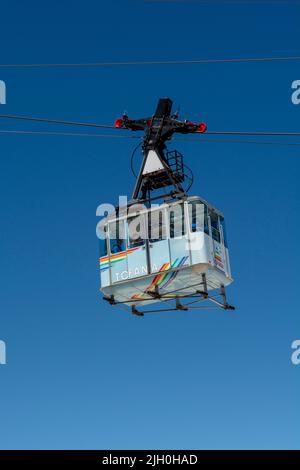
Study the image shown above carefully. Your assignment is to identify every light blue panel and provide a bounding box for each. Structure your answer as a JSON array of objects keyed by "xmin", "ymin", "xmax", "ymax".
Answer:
[
  {"xmin": 149, "ymin": 239, "xmax": 170, "ymax": 273},
  {"xmin": 100, "ymin": 266, "xmax": 110, "ymax": 287},
  {"xmin": 189, "ymin": 232, "xmax": 209, "ymax": 265},
  {"xmin": 111, "ymin": 256, "xmax": 128, "ymax": 283},
  {"xmin": 148, "ymin": 207, "xmax": 170, "ymax": 273},
  {"xmin": 169, "ymin": 235, "xmax": 190, "ymax": 268},
  {"xmin": 126, "ymin": 246, "xmax": 148, "ymax": 279},
  {"xmin": 169, "ymin": 202, "xmax": 190, "ymax": 268}
]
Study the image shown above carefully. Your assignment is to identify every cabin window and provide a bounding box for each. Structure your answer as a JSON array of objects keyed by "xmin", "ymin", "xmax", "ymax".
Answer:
[
  {"xmin": 188, "ymin": 201, "xmax": 210, "ymax": 235},
  {"xmin": 127, "ymin": 215, "xmax": 146, "ymax": 248},
  {"xmin": 99, "ymin": 225, "xmax": 108, "ymax": 257},
  {"xmin": 188, "ymin": 201, "xmax": 205, "ymax": 233},
  {"xmin": 220, "ymin": 216, "xmax": 228, "ymax": 247},
  {"xmin": 169, "ymin": 204, "xmax": 185, "ymax": 238},
  {"xmin": 210, "ymin": 211, "xmax": 221, "ymax": 243},
  {"xmin": 204, "ymin": 206, "xmax": 210, "ymax": 235},
  {"xmin": 170, "ymin": 204, "xmax": 185, "ymax": 238},
  {"xmin": 148, "ymin": 209, "xmax": 167, "ymax": 242},
  {"xmin": 109, "ymin": 220, "xmax": 126, "ymax": 254}
]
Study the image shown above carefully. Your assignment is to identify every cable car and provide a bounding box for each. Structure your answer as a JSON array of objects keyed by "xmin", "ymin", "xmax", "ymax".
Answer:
[{"xmin": 99, "ymin": 98, "xmax": 234, "ymax": 315}]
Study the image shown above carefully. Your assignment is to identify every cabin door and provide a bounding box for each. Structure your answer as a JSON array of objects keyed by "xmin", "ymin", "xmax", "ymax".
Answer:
[
  {"xmin": 126, "ymin": 214, "xmax": 148, "ymax": 279},
  {"xmin": 108, "ymin": 219, "xmax": 128, "ymax": 284},
  {"xmin": 168, "ymin": 203, "xmax": 190, "ymax": 269},
  {"xmin": 148, "ymin": 208, "xmax": 170, "ymax": 274}
]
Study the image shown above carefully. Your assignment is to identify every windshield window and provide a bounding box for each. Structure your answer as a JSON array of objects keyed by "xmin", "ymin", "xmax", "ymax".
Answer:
[
  {"xmin": 109, "ymin": 220, "xmax": 126, "ymax": 253},
  {"xmin": 169, "ymin": 203, "xmax": 185, "ymax": 238},
  {"xmin": 210, "ymin": 211, "xmax": 221, "ymax": 243}
]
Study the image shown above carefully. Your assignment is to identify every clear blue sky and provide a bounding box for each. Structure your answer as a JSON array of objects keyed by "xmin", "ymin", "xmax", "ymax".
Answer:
[{"xmin": 0, "ymin": 0, "xmax": 299, "ymax": 450}]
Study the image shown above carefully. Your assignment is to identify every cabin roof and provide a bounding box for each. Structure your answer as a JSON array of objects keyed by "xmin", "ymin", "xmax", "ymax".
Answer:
[{"xmin": 103, "ymin": 195, "xmax": 224, "ymax": 223}]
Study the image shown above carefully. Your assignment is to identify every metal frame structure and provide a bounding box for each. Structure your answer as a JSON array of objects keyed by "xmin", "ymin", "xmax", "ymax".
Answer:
[
  {"xmin": 115, "ymin": 97, "xmax": 206, "ymax": 202},
  {"xmin": 104, "ymin": 273, "xmax": 235, "ymax": 316}
]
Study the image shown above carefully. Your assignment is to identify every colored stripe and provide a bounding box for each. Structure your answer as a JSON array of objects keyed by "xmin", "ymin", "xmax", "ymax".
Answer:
[
  {"xmin": 131, "ymin": 256, "xmax": 189, "ymax": 300},
  {"xmin": 99, "ymin": 247, "xmax": 139, "ymax": 270},
  {"xmin": 161, "ymin": 256, "xmax": 188, "ymax": 289}
]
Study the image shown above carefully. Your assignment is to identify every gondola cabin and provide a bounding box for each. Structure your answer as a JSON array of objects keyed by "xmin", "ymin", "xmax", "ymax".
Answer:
[{"xmin": 99, "ymin": 196, "xmax": 233, "ymax": 309}]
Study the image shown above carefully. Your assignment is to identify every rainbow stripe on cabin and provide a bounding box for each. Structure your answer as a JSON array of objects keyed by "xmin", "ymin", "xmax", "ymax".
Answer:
[
  {"xmin": 100, "ymin": 247, "xmax": 139, "ymax": 271},
  {"xmin": 131, "ymin": 256, "xmax": 189, "ymax": 300},
  {"xmin": 214, "ymin": 253, "xmax": 224, "ymax": 269}
]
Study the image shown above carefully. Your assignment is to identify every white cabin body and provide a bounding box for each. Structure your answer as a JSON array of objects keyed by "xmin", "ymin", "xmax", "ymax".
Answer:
[{"xmin": 99, "ymin": 196, "xmax": 233, "ymax": 306}]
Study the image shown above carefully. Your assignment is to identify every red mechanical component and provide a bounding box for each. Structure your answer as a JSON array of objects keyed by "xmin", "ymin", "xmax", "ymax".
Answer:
[
  {"xmin": 197, "ymin": 122, "xmax": 207, "ymax": 133},
  {"xmin": 115, "ymin": 118, "xmax": 124, "ymax": 128}
]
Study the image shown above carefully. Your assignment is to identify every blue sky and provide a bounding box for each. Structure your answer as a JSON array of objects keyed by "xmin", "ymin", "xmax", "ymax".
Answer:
[{"xmin": 0, "ymin": 0, "xmax": 299, "ymax": 450}]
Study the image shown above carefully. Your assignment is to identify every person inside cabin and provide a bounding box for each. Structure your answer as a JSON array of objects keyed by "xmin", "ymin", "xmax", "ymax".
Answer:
[
  {"xmin": 110, "ymin": 221, "xmax": 126, "ymax": 253},
  {"xmin": 110, "ymin": 236, "xmax": 125, "ymax": 254}
]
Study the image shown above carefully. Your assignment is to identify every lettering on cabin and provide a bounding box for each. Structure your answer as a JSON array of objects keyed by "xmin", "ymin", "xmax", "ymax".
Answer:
[{"xmin": 115, "ymin": 264, "xmax": 159, "ymax": 281}]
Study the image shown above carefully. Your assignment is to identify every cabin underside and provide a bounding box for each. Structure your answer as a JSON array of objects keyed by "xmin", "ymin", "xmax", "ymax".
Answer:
[{"xmin": 101, "ymin": 264, "xmax": 234, "ymax": 315}]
